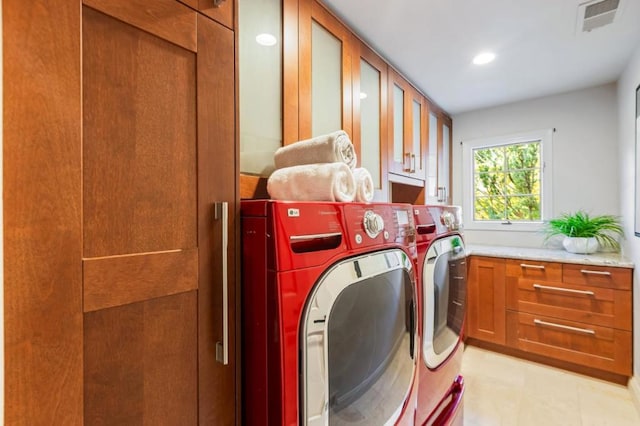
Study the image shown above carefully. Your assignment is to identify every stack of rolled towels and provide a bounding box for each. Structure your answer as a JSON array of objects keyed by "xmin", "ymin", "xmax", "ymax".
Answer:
[{"xmin": 266, "ymin": 130, "xmax": 375, "ymax": 202}]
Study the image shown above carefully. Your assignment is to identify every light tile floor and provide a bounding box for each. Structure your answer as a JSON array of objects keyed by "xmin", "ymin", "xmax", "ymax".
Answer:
[{"xmin": 461, "ymin": 345, "xmax": 640, "ymax": 425}]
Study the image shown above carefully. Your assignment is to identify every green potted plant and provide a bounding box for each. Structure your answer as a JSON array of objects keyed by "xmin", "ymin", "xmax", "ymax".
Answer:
[{"xmin": 543, "ymin": 210, "xmax": 624, "ymax": 254}]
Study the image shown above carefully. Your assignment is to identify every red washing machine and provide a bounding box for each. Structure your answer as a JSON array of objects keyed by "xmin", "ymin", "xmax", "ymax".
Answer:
[
  {"xmin": 241, "ymin": 200, "xmax": 419, "ymax": 426},
  {"xmin": 413, "ymin": 205, "xmax": 467, "ymax": 426}
]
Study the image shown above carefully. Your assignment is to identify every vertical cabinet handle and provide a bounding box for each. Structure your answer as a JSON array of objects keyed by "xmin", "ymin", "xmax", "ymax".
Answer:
[
  {"xmin": 410, "ymin": 153, "xmax": 416, "ymax": 173},
  {"xmin": 215, "ymin": 202, "xmax": 229, "ymax": 365},
  {"xmin": 403, "ymin": 152, "xmax": 411, "ymax": 172}
]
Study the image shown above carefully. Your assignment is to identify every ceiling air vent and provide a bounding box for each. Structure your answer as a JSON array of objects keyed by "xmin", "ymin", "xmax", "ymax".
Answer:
[{"xmin": 577, "ymin": 0, "xmax": 621, "ymax": 32}]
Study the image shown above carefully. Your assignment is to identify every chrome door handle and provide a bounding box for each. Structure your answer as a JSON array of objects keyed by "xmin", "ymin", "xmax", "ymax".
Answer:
[
  {"xmin": 533, "ymin": 283, "xmax": 595, "ymax": 296},
  {"xmin": 533, "ymin": 319, "xmax": 595, "ymax": 335},
  {"xmin": 580, "ymin": 269, "xmax": 611, "ymax": 276},
  {"xmin": 215, "ymin": 202, "xmax": 229, "ymax": 365},
  {"xmin": 410, "ymin": 153, "xmax": 416, "ymax": 173},
  {"xmin": 404, "ymin": 152, "xmax": 412, "ymax": 172},
  {"xmin": 520, "ymin": 263, "xmax": 545, "ymax": 269}
]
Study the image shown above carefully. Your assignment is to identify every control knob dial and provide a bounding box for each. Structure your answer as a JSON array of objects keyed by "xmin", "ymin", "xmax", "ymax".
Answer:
[{"xmin": 363, "ymin": 210, "xmax": 384, "ymax": 238}]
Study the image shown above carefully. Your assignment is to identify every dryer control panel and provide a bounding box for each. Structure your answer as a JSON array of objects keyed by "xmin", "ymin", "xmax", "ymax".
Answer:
[{"xmin": 343, "ymin": 203, "xmax": 417, "ymax": 258}]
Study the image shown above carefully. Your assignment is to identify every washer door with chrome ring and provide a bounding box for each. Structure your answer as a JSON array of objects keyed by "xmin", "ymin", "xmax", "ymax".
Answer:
[
  {"xmin": 301, "ymin": 249, "xmax": 416, "ymax": 426},
  {"xmin": 422, "ymin": 235, "xmax": 467, "ymax": 369}
]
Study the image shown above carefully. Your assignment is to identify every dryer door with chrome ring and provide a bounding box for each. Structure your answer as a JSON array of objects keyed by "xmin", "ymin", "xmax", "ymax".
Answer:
[
  {"xmin": 422, "ymin": 235, "xmax": 467, "ymax": 369},
  {"xmin": 301, "ymin": 249, "xmax": 416, "ymax": 426}
]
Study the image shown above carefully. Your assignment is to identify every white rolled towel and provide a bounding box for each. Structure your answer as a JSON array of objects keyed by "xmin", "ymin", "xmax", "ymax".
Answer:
[
  {"xmin": 353, "ymin": 168, "xmax": 374, "ymax": 202},
  {"xmin": 267, "ymin": 163, "xmax": 356, "ymax": 202},
  {"xmin": 274, "ymin": 130, "xmax": 357, "ymax": 170}
]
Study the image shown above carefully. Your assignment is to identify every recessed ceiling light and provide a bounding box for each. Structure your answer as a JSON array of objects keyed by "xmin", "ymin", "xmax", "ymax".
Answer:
[
  {"xmin": 256, "ymin": 33, "xmax": 277, "ymax": 46},
  {"xmin": 360, "ymin": 92, "xmax": 368, "ymax": 99},
  {"xmin": 473, "ymin": 51, "xmax": 496, "ymax": 65}
]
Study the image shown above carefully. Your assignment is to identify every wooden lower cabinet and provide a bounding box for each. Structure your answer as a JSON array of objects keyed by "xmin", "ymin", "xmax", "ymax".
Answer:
[
  {"xmin": 466, "ymin": 257, "xmax": 506, "ymax": 345},
  {"xmin": 467, "ymin": 256, "xmax": 633, "ymax": 380},
  {"xmin": 505, "ymin": 311, "xmax": 632, "ymax": 376}
]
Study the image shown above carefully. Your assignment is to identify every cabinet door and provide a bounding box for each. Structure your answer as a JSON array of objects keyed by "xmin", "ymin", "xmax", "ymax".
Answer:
[
  {"xmin": 467, "ymin": 256, "xmax": 506, "ymax": 345},
  {"xmin": 352, "ymin": 41, "xmax": 388, "ymax": 200},
  {"xmin": 198, "ymin": 0, "xmax": 234, "ymax": 30},
  {"xmin": 82, "ymin": 1, "xmax": 237, "ymax": 424},
  {"xmin": 238, "ymin": 0, "xmax": 283, "ymax": 176},
  {"xmin": 388, "ymin": 70, "xmax": 411, "ymax": 177},
  {"xmin": 426, "ymin": 109, "xmax": 452, "ymax": 204},
  {"xmin": 409, "ymin": 90, "xmax": 427, "ymax": 180},
  {"xmin": 299, "ymin": 0, "xmax": 352, "ymax": 140},
  {"xmin": 388, "ymin": 70, "xmax": 426, "ymax": 183}
]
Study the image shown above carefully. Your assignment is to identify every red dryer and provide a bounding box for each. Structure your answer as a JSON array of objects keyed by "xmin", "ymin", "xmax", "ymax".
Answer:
[
  {"xmin": 413, "ymin": 205, "xmax": 467, "ymax": 426},
  {"xmin": 241, "ymin": 200, "xmax": 420, "ymax": 426}
]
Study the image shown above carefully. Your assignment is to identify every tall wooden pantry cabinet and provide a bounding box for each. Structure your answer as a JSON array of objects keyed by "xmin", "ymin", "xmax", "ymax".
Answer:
[{"xmin": 4, "ymin": 0, "xmax": 239, "ymax": 424}]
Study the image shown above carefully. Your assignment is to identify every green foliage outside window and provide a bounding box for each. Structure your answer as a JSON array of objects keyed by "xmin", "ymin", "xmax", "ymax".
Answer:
[{"xmin": 473, "ymin": 141, "xmax": 541, "ymax": 221}]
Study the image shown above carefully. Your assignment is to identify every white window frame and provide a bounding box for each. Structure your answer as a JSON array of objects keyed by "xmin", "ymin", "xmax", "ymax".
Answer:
[{"xmin": 461, "ymin": 129, "xmax": 553, "ymax": 232}]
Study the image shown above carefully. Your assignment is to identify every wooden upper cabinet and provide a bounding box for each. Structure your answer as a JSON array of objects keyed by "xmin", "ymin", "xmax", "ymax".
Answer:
[
  {"xmin": 352, "ymin": 40, "xmax": 389, "ymax": 201},
  {"xmin": 299, "ymin": 0, "xmax": 352, "ymax": 141},
  {"xmin": 425, "ymin": 105, "xmax": 452, "ymax": 204},
  {"xmin": 387, "ymin": 69, "xmax": 426, "ymax": 182},
  {"xmin": 198, "ymin": 0, "xmax": 234, "ymax": 30}
]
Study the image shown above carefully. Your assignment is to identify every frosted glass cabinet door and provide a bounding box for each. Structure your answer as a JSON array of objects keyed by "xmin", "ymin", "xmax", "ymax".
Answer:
[
  {"xmin": 426, "ymin": 110, "xmax": 452, "ymax": 204},
  {"xmin": 392, "ymin": 84, "xmax": 405, "ymax": 165},
  {"xmin": 426, "ymin": 111, "xmax": 440, "ymax": 204},
  {"xmin": 359, "ymin": 59, "xmax": 383, "ymax": 199},
  {"xmin": 238, "ymin": 0, "xmax": 282, "ymax": 176},
  {"xmin": 440, "ymin": 122, "xmax": 451, "ymax": 204},
  {"xmin": 353, "ymin": 42, "xmax": 388, "ymax": 201},
  {"xmin": 410, "ymin": 92, "xmax": 426, "ymax": 180},
  {"xmin": 311, "ymin": 20, "xmax": 342, "ymax": 137}
]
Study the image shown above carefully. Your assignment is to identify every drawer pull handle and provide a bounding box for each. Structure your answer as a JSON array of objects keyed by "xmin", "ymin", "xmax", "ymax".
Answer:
[
  {"xmin": 580, "ymin": 269, "xmax": 611, "ymax": 276},
  {"xmin": 520, "ymin": 263, "xmax": 545, "ymax": 269},
  {"xmin": 532, "ymin": 284, "xmax": 595, "ymax": 296},
  {"xmin": 533, "ymin": 319, "xmax": 595, "ymax": 335}
]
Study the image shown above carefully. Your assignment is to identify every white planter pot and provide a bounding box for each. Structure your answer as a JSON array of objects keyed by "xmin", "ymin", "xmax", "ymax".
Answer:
[{"xmin": 562, "ymin": 237, "xmax": 599, "ymax": 254}]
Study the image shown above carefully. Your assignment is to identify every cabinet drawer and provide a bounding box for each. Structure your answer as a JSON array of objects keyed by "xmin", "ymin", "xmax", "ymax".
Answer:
[
  {"xmin": 563, "ymin": 264, "xmax": 632, "ymax": 290},
  {"xmin": 506, "ymin": 279, "xmax": 631, "ymax": 330},
  {"xmin": 506, "ymin": 311, "xmax": 631, "ymax": 376},
  {"xmin": 506, "ymin": 259, "xmax": 562, "ymax": 281}
]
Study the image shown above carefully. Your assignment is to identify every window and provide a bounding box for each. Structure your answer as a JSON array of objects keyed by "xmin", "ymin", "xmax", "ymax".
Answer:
[{"xmin": 462, "ymin": 129, "xmax": 553, "ymax": 231}]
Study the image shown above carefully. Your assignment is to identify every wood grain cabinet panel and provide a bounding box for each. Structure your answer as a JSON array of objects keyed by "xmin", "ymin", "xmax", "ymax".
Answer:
[
  {"xmin": 83, "ymin": 5, "xmax": 197, "ymax": 258},
  {"xmin": 466, "ymin": 256, "xmax": 506, "ymax": 345},
  {"xmin": 199, "ymin": 0, "xmax": 234, "ymax": 30},
  {"xmin": 4, "ymin": 0, "xmax": 83, "ymax": 423},
  {"xmin": 502, "ymin": 257, "xmax": 632, "ymax": 378},
  {"xmin": 506, "ymin": 311, "xmax": 632, "ymax": 376},
  {"xmin": 84, "ymin": 292, "xmax": 198, "ymax": 424},
  {"xmin": 563, "ymin": 263, "xmax": 632, "ymax": 290}
]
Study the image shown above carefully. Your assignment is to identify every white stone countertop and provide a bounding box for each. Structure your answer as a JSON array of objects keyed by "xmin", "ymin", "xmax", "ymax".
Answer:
[{"xmin": 466, "ymin": 244, "xmax": 635, "ymax": 269}]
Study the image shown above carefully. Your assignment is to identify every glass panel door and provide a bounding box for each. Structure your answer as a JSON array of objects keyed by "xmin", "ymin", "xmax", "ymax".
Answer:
[
  {"xmin": 359, "ymin": 59, "xmax": 381, "ymax": 192},
  {"xmin": 392, "ymin": 85, "xmax": 405, "ymax": 164},
  {"xmin": 427, "ymin": 111, "xmax": 439, "ymax": 202},
  {"xmin": 238, "ymin": 0, "xmax": 282, "ymax": 176},
  {"xmin": 311, "ymin": 21, "xmax": 342, "ymax": 137}
]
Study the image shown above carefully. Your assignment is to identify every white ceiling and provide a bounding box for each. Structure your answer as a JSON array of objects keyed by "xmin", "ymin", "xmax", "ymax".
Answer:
[{"xmin": 322, "ymin": 0, "xmax": 640, "ymax": 114}]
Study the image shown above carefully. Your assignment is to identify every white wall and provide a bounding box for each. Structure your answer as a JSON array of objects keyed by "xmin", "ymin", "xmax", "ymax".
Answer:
[
  {"xmin": 452, "ymin": 83, "xmax": 619, "ymax": 247},
  {"xmin": 617, "ymin": 43, "xmax": 640, "ymax": 387}
]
